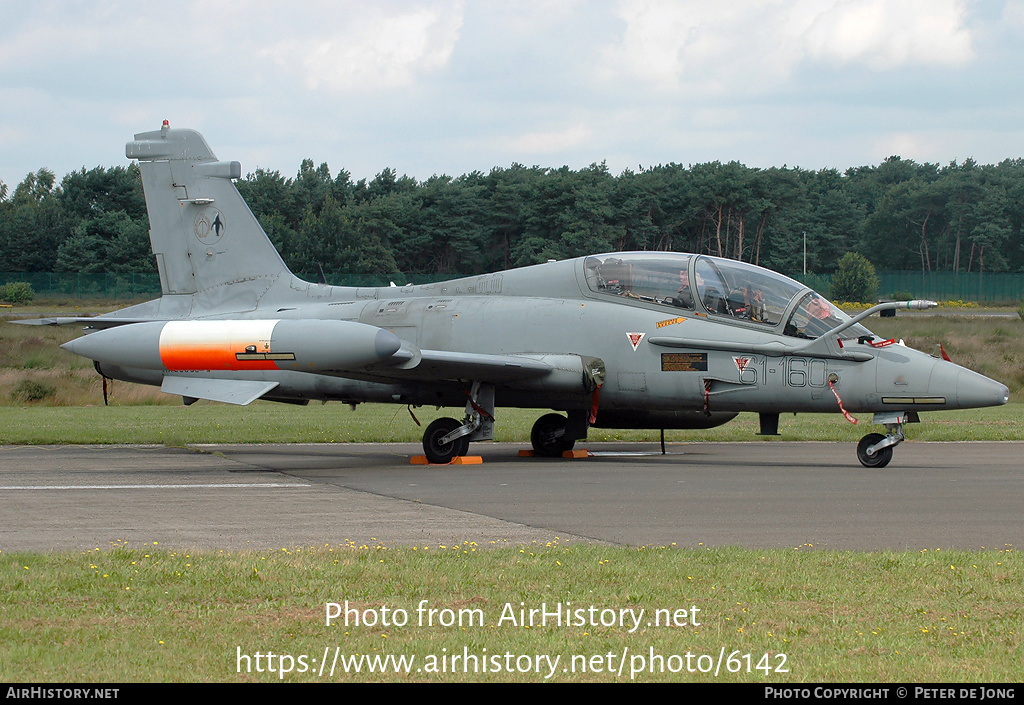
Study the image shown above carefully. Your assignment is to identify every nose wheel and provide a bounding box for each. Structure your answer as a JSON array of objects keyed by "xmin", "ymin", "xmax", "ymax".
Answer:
[
  {"xmin": 856, "ymin": 433, "xmax": 893, "ymax": 468},
  {"xmin": 856, "ymin": 413, "xmax": 910, "ymax": 468}
]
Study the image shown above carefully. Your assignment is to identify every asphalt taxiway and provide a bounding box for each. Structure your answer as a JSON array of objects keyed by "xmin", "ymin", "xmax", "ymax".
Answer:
[{"xmin": 1, "ymin": 441, "xmax": 1021, "ymax": 551}]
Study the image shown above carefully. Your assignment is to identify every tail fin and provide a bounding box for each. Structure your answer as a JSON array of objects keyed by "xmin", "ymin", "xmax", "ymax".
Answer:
[{"xmin": 127, "ymin": 123, "xmax": 293, "ymax": 308}]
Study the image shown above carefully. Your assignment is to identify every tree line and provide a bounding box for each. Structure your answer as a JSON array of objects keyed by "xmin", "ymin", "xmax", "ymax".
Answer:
[{"xmin": 2, "ymin": 154, "xmax": 1023, "ymax": 282}]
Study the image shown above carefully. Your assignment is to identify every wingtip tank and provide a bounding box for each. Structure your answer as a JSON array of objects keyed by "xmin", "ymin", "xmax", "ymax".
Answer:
[{"xmin": 62, "ymin": 320, "xmax": 401, "ymax": 373}]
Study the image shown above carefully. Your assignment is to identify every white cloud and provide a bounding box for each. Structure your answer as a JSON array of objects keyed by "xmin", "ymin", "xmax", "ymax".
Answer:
[
  {"xmin": 1003, "ymin": 0, "xmax": 1024, "ymax": 26},
  {"xmin": 599, "ymin": 1, "xmax": 812, "ymax": 91},
  {"xmin": 0, "ymin": 1, "xmax": 1017, "ymax": 190},
  {"xmin": 870, "ymin": 131, "xmax": 940, "ymax": 160},
  {"xmin": 505, "ymin": 124, "xmax": 594, "ymax": 154},
  {"xmin": 469, "ymin": 0, "xmax": 589, "ymax": 37},
  {"xmin": 0, "ymin": 2, "xmax": 465, "ymax": 95},
  {"xmin": 261, "ymin": 3, "xmax": 464, "ymax": 93},
  {"xmin": 804, "ymin": 0, "xmax": 975, "ymax": 69},
  {"xmin": 600, "ymin": 0, "xmax": 976, "ymax": 93}
]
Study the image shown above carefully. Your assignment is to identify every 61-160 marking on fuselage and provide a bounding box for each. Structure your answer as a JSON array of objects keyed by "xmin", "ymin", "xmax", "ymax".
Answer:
[
  {"xmin": 734, "ymin": 356, "xmax": 830, "ymax": 388},
  {"xmin": 661, "ymin": 353, "xmax": 830, "ymax": 388}
]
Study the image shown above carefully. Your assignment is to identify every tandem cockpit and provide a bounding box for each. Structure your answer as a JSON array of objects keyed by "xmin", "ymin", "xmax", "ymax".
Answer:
[{"xmin": 582, "ymin": 252, "xmax": 872, "ymax": 341}]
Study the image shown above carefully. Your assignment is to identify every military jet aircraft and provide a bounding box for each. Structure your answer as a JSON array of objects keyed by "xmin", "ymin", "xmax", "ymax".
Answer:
[{"xmin": 22, "ymin": 124, "xmax": 1009, "ymax": 466}]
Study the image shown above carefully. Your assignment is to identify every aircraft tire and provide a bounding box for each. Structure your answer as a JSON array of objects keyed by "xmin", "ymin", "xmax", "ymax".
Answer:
[
  {"xmin": 856, "ymin": 433, "xmax": 893, "ymax": 468},
  {"xmin": 422, "ymin": 417, "xmax": 470, "ymax": 464},
  {"xmin": 531, "ymin": 413, "xmax": 575, "ymax": 457}
]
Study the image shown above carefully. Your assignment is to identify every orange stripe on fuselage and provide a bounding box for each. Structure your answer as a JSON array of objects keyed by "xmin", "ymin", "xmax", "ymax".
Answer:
[{"xmin": 158, "ymin": 320, "xmax": 280, "ymax": 371}]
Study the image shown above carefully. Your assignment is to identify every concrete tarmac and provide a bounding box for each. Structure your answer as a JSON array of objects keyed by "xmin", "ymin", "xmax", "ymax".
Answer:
[{"xmin": 1, "ymin": 441, "xmax": 1022, "ymax": 552}]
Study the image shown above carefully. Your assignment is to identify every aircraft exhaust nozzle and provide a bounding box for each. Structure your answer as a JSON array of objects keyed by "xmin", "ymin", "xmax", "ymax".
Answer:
[{"xmin": 62, "ymin": 320, "xmax": 402, "ymax": 373}]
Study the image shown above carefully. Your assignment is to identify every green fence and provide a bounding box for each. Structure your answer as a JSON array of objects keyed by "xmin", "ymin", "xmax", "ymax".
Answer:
[
  {"xmin": 3, "ymin": 270, "xmax": 1024, "ymax": 303},
  {"xmin": 0, "ymin": 272, "xmax": 163, "ymax": 299},
  {"xmin": 877, "ymin": 271, "xmax": 1024, "ymax": 303},
  {"xmin": 0, "ymin": 271, "xmax": 466, "ymax": 300},
  {"xmin": 794, "ymin": 271, "xmax": 1024, "ymax": 303}
]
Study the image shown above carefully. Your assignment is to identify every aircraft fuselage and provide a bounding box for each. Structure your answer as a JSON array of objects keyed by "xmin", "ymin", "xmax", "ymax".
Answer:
[{"xmin": 43, "ymin": 125, "xmax": 1010, "ymax": 466}]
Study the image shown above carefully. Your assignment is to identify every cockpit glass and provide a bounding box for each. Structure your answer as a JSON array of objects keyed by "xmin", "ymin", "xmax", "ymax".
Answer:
[
  {"xmin": 783, "ymin": 291, "xmax": 871, "ymax": 340},
  {"xmin": 692, "ymin": 257, "xmax": 802, "ymax": 325},
  {"xmin": 583, "ymin": 254, "xmax": 693, "ymax": 307},
  {"xmin": 583, "ymin": 252, "xmax": 876, "ymax": 340},
  {"xmin": 583, "ymin": 253, "xmax": 805, "ymax": 327}
]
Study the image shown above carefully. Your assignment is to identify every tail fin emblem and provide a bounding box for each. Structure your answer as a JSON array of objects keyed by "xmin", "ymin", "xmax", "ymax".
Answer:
[{"xmin": 194, "ymin": 208, "xmax": 226, "ymax": 245}]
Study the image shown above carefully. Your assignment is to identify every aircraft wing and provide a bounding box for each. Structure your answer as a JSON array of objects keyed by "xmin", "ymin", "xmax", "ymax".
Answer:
[
  {"xmin": 134, "ymin": 350, "xmax": 575, "ymax": 407},
  {"xmin": 31, "ymin": 311, "xmax": 603, "ymax": 404},
  {"xmin": 127, "ymin": 350, "xmax": 596, "ymax": 407},
  {"xmin": 361, "ymin": 347, "xmax": 603, "ymax": 391},
  {"xmin": 373, "ymin": 348, "xmax": 556, "ymax": 381}
]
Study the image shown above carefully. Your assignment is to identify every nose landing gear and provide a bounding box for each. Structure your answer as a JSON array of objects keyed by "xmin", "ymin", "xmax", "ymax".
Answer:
[
  {"xmin": 856, "ymin": 432, "xmax": 894, "ymax": 467},
  {"xmin": 856, "ymin": 412, "xmax": 916, "ymax": 468}
]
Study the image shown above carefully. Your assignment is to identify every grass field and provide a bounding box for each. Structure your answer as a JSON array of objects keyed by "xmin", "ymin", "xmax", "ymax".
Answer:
[
  {"xmin": 0, "ymin": 402, "xmax": 1020, "ymax": 445},
  {"xmin": 2, "ymin": 543, "xmax": 1021, "ymax": 682}
]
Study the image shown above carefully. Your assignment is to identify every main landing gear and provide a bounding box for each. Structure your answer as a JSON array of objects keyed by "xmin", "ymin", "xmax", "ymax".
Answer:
[
  {"xmin": 420, "ymin": 382, "xmax": 495, "ymax": 464},
  {"xmin": 418, "ymin": 387, "xmax": 587, "ymax": 463},
  {"xmin": 530, "ymin": 413, "xmax": 576, "ymax": 457},
  {"xmin": 422, "ymin": 417, "xmax": 471, "ymax": 464},
  {"xmin": 421, "ymin": 411, "xmax": 579, "ymax": 462},
  {"xmin": 856, "ymin": 412, "xmax": 916, "ymax": 468}
]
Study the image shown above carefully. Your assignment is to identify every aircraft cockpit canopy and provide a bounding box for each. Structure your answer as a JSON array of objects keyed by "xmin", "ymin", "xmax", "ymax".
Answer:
[{"xmin": 583, "ymin": 252, "xmax": 871, "ymax": 339}]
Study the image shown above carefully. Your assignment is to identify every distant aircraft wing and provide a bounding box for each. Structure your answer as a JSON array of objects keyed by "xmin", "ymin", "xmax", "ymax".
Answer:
[{"xmin": 12, "ymin": 317, "xmax": 154, "ymax": 329}]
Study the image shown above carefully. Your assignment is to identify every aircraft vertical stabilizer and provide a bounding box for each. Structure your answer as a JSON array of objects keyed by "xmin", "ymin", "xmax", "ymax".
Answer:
[{"xmin": 126, "ymin": 122, "xmax": 291, "ymax": 307}]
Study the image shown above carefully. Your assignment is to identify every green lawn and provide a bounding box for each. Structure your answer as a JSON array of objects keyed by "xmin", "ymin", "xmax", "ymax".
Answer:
[
  {"xmin": 0, "ymin": 402, "xmax": 1019, "ymax": 445},
  {"xmin": 1, "ymin": 543, "xmax": 1020, "ymax": 682}
]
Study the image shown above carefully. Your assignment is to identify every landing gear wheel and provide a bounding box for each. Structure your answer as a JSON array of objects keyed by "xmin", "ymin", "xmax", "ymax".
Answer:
[
  {"xmin": 423, "ymin": 417, "xmax": 470, "ymax": 464},
  {"xmin": 857, "ymin": 433, "xmax": 893, "ymax": 468},
  {"xmin": 531, "ymin": 413, "xmax": 575, "ymax": 457}
]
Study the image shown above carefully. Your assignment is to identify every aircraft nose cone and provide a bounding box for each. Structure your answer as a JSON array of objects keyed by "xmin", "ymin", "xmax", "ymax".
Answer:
[{"xmin": 956, "ymin": 367, "xmax": 1009, "ymax": 409}]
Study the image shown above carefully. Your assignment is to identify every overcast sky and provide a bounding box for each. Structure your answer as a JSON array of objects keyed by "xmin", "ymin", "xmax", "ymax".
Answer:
[{"xmin": 2, "ymin": 0, "xmax": 1022, "ymax": 191}]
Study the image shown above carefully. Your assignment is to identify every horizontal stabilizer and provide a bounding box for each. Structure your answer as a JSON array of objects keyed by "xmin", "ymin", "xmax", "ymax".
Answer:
[
  {"xmin": 13, "ymin": 317, "xmax": 155, "ymax": 329},
  {"xmin": 161, "ymin": 376, "xmax": 279, "ymax": 405}
]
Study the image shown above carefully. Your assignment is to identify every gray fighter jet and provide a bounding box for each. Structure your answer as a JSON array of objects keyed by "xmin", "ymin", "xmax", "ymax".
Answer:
[{"xmin": 23, "ymin": 124, "xmax": 1009, "ymax": 466}]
